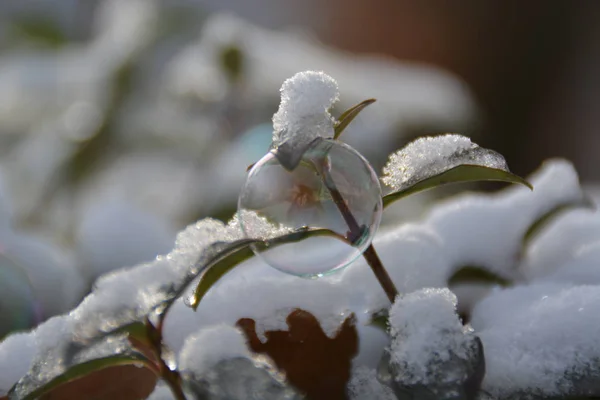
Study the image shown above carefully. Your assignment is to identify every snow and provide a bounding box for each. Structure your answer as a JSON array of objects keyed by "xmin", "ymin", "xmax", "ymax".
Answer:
[
  {"xmin": 0, "ymin": 332, "xmax": 36, "ymax": 395},
  {"xmin": 381, "ymin": 134, "xmax": 508, "ymax": 192},
  {"xmin": 425, "ymin": 159, "xmax": 585, "ymax": 278},
  {"xmin": 270, "ymin": 71, "xmax": 339, "ymax": 169},
  {"xmin": 541, "ymin": 241, "xmax": 600, "ymax": 285},
  {"xmin": 387, "ymin": 288, "xmax": 475, "ymax": 386},
  {"xmin": 178, "ymin": 325, "xmax": 252, "ymax": 377},
  {"xmin": 521, "ymin": 208, "xmax": 600, "ymax": 281},
  {"xmin": 147, "ymin": 385, "xmax": 175, "ymax": 400},
  {"xmin": 472, "ymin": 284, "xmax": 600, "ymax": 398},
  {"xmin": 0, "ymin": 154, "xmax": 598, "ymax": 399},
  {"xmin": 271, "ymin": 70, "xmax": 338, "ymax": 147},
  {"xmin": 2, "ymin": 312, "xmax": 146, "ymax": 399},
  {"xmin": 347, "ymin": 366, "xmax": 395, "ymax": 400},
  {"xmin": 272, "ymin": 71, "xmax": 339, "ymax": 145}
]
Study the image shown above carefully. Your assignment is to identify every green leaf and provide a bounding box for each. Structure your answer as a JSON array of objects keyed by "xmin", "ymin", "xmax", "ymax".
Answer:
[
  {"xmin": 9, "ymin": 353, "xmax": 158, "ymax": 400},
  {"xmin": 334, "ymin": 99, "xmax": 376, "ymax": 140},
  {"xmin": 190, "ymin": 228, "xmax": 347, "ymax": 310},
  {"xmin": 522, "ymin": 197, "xmax": 596, "ymax": 247},
  {"xmin": 448, "ymin": 266, "xmax": 512, "ymax": 287},
  {"xmin": 368, "ymin": 310, "xmax": 390, "ymax": 334},
  {"xmin": 9, "ymin": 18, "xmax": 66, "ymax": 48},
  {"xmin": 383, "ymin": 164, "xmax": 532, "ymax": 208}
]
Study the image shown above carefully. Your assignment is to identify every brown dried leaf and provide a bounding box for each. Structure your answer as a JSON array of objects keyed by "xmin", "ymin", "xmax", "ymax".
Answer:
[
  {"xmin": 237, "ymin": 309, "xmax": 358, "ymax": 400},
  {"xmin": 38, "ymin": 364, "xmax": 158, "ymax": 400}
]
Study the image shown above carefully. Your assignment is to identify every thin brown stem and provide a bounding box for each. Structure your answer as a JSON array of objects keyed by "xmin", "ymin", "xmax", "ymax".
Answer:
[
  {"xmin": 144, "ymin": 320, "xmax": 188, "ymax": 400},
  {"xmin": 161, "ymin": 363, "xmax": 187, "ymax": 400},
  {"xmin": 318, "ymin": 159, "xmax": 399, "ymax": 303},
  {"xmin": 362, "ymin": 244, "xmax": 397, "ymax": 303}
]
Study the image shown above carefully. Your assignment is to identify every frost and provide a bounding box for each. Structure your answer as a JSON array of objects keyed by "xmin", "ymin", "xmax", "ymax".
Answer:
[
  {"xmin": 229, "ymin": 210, "xmax": 294, "ymax": 241},
  {"xmin": 347, "ymin": 366, "xmax": 395, "ymax": 400},
  {"xmin": 472, "ymin": 284, "xmax": 600, "ymax": 398},
  {"xmin": 387, "ymin": 288, "xmax": 474, "ymax": 386},
  {"xmin": 381, "ymin": 134, "xmax": 508, "ymax": 191}
]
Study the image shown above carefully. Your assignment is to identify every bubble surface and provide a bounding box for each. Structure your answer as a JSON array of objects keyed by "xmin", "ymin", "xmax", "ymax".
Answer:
[{"xmin": 238, "ymin": 140, "xmax": 382, "ymax": 276}]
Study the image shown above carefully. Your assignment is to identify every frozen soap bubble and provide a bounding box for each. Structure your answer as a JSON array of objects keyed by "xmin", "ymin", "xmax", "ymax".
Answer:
[{"xmin": 238, "ymin": 140, "xmax": 382, "ymax": 277}]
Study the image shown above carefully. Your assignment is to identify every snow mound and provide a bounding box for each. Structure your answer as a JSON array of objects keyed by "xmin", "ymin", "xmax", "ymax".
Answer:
[
  {"xmin": 388, "ymin": 288, "xmax": 474, "ymax": 386},
  {"xmin": 473, "ymin": 284, "xmax": 600, "ymax": 398}
]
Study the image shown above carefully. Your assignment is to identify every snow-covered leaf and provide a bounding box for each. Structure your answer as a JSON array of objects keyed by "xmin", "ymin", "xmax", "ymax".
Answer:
[
  {"xmin": 448, "ymin": 266, "xmax": 512, "ymax": 288},
  {"xmin": 7, "ymin": 315, "xmax": 158, "ymax": 400},
  {"xmin": 381, "ymin": 134, "xmax": 531, "ymax": 208},
  {"xmin": 521, "ymin": 197, "xmax": 595, "ymax": 248},
  {"xmin": 334, "ymin": 98, "xmax": 376, "ymax": 140},
  {"xmin": 9, "ymin": 353, "xmax": 158, "ymax": 400},
  {"xmin": 190, "ymin": 228, "xmax": 346, "ymax": 310}
]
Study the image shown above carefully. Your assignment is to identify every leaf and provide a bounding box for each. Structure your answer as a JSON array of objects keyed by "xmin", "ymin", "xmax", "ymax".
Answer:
[
  {"xmin": 368, "ymin": 312, "xmax": 389, "ymax": 333},
  {"xmin": 190, "ymin": 228, "xmax": 347, "ymax": 310},
  {"xmin": 381, "ymin": 135, "xmax": 532, "ymax": 208},
  {"xmin": 9, "ymin": 354, "xmax": 158, "ymax": 400},
  {"xmin": 383, "ymin": 164, "xmax": 532, "ymax": 208},
  {"xmin": 333, "ymin": 98, "xmax": 376, "ymax": 139},
  {"xmin": 521, "ymin": 197, "xmax": 596, "ymax": 247},
  {"xmin": 237, "ymin": 309, "xmax": 358, "ymax": 399},
  {"xmin": 448, "ymin": 266, "xmax": 512, "ymax": 287}
]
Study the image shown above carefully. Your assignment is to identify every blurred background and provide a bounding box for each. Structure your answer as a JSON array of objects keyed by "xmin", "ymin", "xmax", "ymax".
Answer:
[{"xmin": 0, "ymin": 0, "xmax": 598, "ymax": 338}]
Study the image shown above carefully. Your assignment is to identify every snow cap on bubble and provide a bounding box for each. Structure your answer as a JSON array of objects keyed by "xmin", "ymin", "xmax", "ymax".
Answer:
[{"xmin": 272, "ymin": 71, "xmax": 339, "ymax": 146}]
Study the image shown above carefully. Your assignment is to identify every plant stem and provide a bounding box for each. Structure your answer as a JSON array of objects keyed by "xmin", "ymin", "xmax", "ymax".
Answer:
[
  {"xmin": 145, "ymin": 321, "xmax": 188, "ymax": 400},
  {"xmin": 161, "ymin": 364, "xmax": 187, "ymax": 400},
  {"xmin": 319, "ymin": 159, "xmax": 399, "ymax": 303}
]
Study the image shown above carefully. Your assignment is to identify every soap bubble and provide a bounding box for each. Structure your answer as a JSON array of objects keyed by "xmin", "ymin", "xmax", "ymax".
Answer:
[
  {"xmin": 0, "ymin": 254, "xmax": 40, "ymax": 338},
  {"xmin": 238, "ymin": 139, "xmax": 382, "ymax": 277}
]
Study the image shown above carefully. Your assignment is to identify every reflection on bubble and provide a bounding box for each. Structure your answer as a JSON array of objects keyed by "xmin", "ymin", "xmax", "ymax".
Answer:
[
  {"xmin": 238, "ymin": 139, "xmax": 382, "ymax": 277},
  {"xmin": 0, "ymin": 254, "xmax": 41, "ymax": 338}
]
